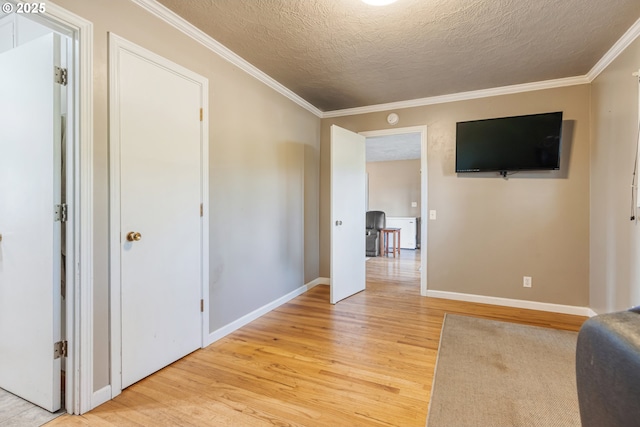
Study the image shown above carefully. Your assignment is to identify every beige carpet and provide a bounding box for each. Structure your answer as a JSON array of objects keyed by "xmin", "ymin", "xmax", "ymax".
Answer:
[
  {"xmin": 0, "ymin": 389, "xmax": 63, "ymax": 427},
  {"xmin": 426, "ymin": 314, "xmax": 580, "ymax": 427}
]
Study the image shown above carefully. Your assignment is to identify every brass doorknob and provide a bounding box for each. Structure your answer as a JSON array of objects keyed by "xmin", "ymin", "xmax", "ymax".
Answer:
[{"xmin": 126, "ymin": 232, "xmax": 142, "ymax": 242}]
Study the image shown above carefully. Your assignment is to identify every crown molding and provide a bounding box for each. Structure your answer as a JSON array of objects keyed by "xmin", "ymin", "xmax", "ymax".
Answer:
[
  {"xmin": 586, "ymin": 16, "xmax": 640, "ymax": 82},
  {"xmin": 130, "ymin": 0, "xmax": 640, "ymax": 120},
  {"xmin": 321, "ymin": 75, "xmax": 590, "ymax": 118},
  {"xmin": 322, "ymin": 16, "xmax": 640, "ymax": 118},
  {"xmin": 129, "ymin": 0, "xmax": 323, "ymax": 118}
]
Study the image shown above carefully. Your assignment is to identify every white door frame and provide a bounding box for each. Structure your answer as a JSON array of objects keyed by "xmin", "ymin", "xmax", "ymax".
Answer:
[
  {"xmin": 108, "ymin": 33, "xmax": 210, "ymax": 397},
  {"xmin": 9, "ymin": 0, "xmax": 95, "ymax": 415},
  {"xmin": 359, "ymin": 126, "xmax": 428, "ymax": 296}
]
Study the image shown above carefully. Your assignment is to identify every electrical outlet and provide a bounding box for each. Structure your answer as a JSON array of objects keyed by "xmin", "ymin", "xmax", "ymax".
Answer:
[
  {"xmin": 523, "ymin": 276, "xmax": 532, "ymax": 288},
  {"xmin": 411, "ymin": 201, "xmax": 417, "ymax": 207},
  {"xmin": 429, "ymin": 210, "xmax": 437, "ymax": 220}
]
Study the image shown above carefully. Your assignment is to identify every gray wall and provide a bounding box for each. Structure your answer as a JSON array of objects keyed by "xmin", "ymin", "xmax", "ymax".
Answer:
[
  {"xmin": 54, "ymin": 0, "xmax": 321, "ymax": 391},
  {"xmin": 590, "ymin": 36, "xmax": 640, "ymax": 313},
  {"xmin": 321, "ymin": 85, "xmax": 591, "ymax": 308}
]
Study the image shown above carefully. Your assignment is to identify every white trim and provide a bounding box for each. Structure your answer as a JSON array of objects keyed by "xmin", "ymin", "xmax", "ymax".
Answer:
[
  {"xmin": 129, "ymin": 0, "xmax": 322, "ymax": 118},
  {"xmin": 426, "ymin": 290, "xmax": 593, "ymax": 317},
  {"xmin": 206, "ymin": 282, "xmax": 316, "ymax": 346},
  {"xmin": 108, "ymin": 32, "xmax": 210, "ymax": 398},
  {"xmin": 587, "ymin": 308, "xmax": 599, "ymax": 317},
  {"xmin": 108, "ymin": 32, "xmax": 123, "ymax": 398},
  {"xmin": 323, "ymin": 76, "xmax": 589, "ymax": 118},
  {"xmin": 636, "ymin": 72, "xmax": 640, "ymax": 208},
  {"xmin": 91, "ymin": 385, "xmax": 111, "ymax": 409},
  {"xmin": 306, "ymin": 277, "xmax": 330, "ymax": 287},
  {"xmin": 359, "ymin": 126, "xmax": 427, "ymax": 137},
  {"xmin": 200, "ymin": 75, "xmax": 210, "ymax": 349},
  {"xmin": 586, "ymin": 17, "xmax": 640, "ymax": 82},
  {"xmin": 420, "ymin": 128, "xmax": 427, "ymax": 296},
  {"xmin": 37, "ymin": 1, "xmax": 94, "ymax": 415},
  {"xmin": 359, "ymin": 126, "xmax": 428, "ymax": 296}
]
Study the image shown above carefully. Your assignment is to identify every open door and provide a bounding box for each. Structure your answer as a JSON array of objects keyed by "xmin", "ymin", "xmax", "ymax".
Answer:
[
  {"xmin": 330, "ymin": 125, "xmax": 366, "ymax": 304},
  {"xmin": 0, "ymin": 33, "xmax": 62, "ymax": 412}
]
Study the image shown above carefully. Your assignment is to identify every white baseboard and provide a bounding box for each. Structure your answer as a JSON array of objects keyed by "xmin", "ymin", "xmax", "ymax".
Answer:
[
  {"xmin": 425, "ymin": 289, "xmax": 593, "ymax": 317},
  {"xmin": 586, "ymin": 308, "xmax": 599, "ymax": 317},
  {"xmin": 308, "ymin": 277, "xmax": 330, "ymax": 286},
  {"xmin": 91, "ymin": 385, "xmax": 111, "ymax": 410},
  {"xmin": 205, "ymin": 278, "xmax": 327, "ymax": 346}
]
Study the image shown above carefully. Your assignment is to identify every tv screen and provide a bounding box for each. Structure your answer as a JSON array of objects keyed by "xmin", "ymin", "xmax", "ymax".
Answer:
[{"xmin": 455, "ymin": 111, "xmax": 563, "ymax": 173}]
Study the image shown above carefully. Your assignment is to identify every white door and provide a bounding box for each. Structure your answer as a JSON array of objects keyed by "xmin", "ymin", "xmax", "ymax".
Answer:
[
  {"xmin": 0, "ymin": 33, "xmax": 62, "ymax": 412},
  {"xmin": 330, "ymin": 125, "xmax": 366, "ymax": 304},
  {"xmin": 114, "ymin": 41, "xmax": 204, "ymax": 389}
]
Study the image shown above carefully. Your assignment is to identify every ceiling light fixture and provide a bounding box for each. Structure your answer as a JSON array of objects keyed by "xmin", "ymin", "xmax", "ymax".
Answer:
[{"xmin": 361, "ymin": 0, "xmax": 398, "ymax": 6}]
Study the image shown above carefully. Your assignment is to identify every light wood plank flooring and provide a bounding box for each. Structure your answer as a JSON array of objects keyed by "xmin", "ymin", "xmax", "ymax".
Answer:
[{"xmin": 47, "ymin": 250, "xmax": 586, "ymax": 426}]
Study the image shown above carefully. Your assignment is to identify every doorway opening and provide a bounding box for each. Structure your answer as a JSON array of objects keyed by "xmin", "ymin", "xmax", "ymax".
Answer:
[{"xmin": 360, "ymin": 126, "xmax": 427, "ymax": 296}]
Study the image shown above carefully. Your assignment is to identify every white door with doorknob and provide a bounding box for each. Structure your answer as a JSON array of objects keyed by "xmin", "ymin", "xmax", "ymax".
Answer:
[
  {"xmin": 330, "ymin": 125, "xmax": 366, "ymax": 304},
  {"xmin": 110, "ymin": 34, "xmax": 207, "ymax": 390}
]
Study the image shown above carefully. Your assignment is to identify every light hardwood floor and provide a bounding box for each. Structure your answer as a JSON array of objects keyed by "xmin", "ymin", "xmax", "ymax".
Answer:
[{"xmin": 47, "ymin": 250, "xmax": 587, "ymax": 426}]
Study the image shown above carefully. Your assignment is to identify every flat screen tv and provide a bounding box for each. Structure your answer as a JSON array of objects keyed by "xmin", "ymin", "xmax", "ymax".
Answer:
[{"xmin": 455, "ymin": 111, "xmax": 563, "ymax": 174}]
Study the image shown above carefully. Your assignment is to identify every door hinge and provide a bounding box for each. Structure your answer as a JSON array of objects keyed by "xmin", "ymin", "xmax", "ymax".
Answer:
[
  {"xmin": 200, "ymin": 299, "xmax": 204, "ymax": 312},
  {"xmin": 54, "ymin": 66, "xmax": 67, "ymax": 86},
  {"xmin": 200, "ymin": 203, "xmax": 203, "ymax": 217},
  {"xmin": 54, "ymin": 340, "xmax": 67, "ymax": 359},
  {"xmin": 54, "ymin": 204, "xmax": 68, "ymax": 222},
  {"xmin": 199, "ymin": 108, "xmax": 203, "ymax": 122}
]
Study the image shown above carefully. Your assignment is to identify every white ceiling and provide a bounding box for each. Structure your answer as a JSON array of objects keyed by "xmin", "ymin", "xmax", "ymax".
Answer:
[
  {"xmin": 156, "ymin": 0, "xmax": 640, "ymax": 112},
  {"xmin": 366, "ymin": 133, "xmax": 421, "ymax": 162}
]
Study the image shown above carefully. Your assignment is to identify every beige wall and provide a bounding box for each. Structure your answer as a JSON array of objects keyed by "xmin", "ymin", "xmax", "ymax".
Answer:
[
  {"xmin": 366, "ymin": 159, "xmax": 421, "ymax": 217},
  {"xmin": 590, "ymin": 37, "xmax": 640, "ymax": 313},
  {"xmin": 321, "ymin": 85, "xmax": 591, "ymax": 307},
  {"xmin": 54, "ymin": 0, "xmax": 320, "ymax": 391}
]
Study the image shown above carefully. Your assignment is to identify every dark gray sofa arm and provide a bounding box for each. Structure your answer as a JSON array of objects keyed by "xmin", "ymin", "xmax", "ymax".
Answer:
[{"xmin": 576, "ymin": 308, "xmax": 640, "ymax": 427}]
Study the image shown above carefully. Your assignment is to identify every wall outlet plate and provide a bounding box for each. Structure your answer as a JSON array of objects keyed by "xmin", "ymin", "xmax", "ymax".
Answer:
[{"xmin": 523, "ymin": 276, "xmax": 532, "ymax": 288}]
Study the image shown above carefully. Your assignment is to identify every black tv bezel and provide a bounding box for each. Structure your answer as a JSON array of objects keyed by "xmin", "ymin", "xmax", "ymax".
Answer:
[{"xmin": 455, "ymin": 111, "xmax": 563, "ymax": 174}]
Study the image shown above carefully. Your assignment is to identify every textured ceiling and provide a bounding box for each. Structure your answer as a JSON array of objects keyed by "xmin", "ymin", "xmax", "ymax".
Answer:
[
  {"xmin": 366, "ymin": 133, "xmax": 421, "ymax": 162},
  {"xmin": 156, "ymin": 0, "xmax": 640, "ymax": 112}
]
